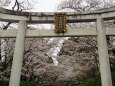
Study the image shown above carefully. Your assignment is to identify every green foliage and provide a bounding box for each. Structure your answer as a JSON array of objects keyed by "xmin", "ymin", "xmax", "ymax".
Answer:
[
  {"xmin": 112, "ymin": 72, "xmax": 115, "ymax": 86},
  {"xmin": 1, "ymin": 72, "xmax": 115, "ymax": 86},
  {"xmin": 79, "ymin": 72, "xmax": 115, "ymax": 86},
  {"xmin": 79, "ymin": 75, "xmax": 101, "ymax": 86},
  {"xmin": 20, "ymin": 81, "xmax": 38, "ymax": 86},
  {"xmin": 0, "ymin": 81, "xmax": 38, "ymax": 86},
  {"xmin": 0, "ymin": 81, "xmax": 9, "ymax": 86}
]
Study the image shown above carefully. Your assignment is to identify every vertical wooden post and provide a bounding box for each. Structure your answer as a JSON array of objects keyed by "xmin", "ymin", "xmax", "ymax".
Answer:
[
  {"xmin": 96, "ymin": 17, "xmax": 112, "ymax": 86},
  {"xmin": 9, "ymin": 21, "xmax": 27, "ymax": 86}
]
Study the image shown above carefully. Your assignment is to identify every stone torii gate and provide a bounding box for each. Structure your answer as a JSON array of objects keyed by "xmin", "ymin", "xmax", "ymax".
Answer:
[{"xmin": 0, "ymin": 7, "xmax": 114, "ymax": 86}]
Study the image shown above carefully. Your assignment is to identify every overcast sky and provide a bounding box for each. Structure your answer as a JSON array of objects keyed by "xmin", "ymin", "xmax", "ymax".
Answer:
[
  {"xmin": 7, "ymin": 0, "xmax": 63, "ymax": 12},
  {"xmin": 32, "ymin": 0, "xmax": 62, "ymax": 12}
]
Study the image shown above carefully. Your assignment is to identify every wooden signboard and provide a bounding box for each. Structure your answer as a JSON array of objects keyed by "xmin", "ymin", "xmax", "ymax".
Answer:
[{"xmin": 54, "ymin": 13, "xmax": 67, "ymax": 33}]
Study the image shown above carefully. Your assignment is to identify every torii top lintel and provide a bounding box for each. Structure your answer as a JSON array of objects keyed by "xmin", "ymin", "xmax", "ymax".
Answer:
[{"xmin": 0, "ymin": 7, "xmax": 115, "ymax": 23}]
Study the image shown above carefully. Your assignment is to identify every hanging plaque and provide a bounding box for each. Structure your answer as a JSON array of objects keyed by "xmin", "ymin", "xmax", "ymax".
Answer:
[{"xmin": 54, "ymin": 13, "xmax": 67, "ymax": 33}]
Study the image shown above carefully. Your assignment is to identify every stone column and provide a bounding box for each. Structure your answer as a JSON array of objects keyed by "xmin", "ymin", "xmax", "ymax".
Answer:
[
  {"xmin": 96, "ymin": 17, "xmax": 112, "ymax": 86},
  {"xmin": 9, "ymin": 21, "xmax": 27, "ymax": 86}
]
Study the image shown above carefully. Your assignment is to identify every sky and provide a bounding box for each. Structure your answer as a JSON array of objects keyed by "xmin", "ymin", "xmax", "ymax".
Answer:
[
  {"xmin": 31, "ymin": 0, "xmax": 63, "ymax": 12},
  {"xmin": 7, "ymin": 0, "xmax": 63, "ymax": 12}
]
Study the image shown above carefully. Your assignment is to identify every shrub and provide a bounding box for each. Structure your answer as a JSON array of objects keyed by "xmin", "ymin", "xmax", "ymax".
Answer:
[
  {"xmin": 79, "ymin": 72, "xmax": 115, "ymax": 86},
  {"xmin": 0, "ymin": 81, "xmax": 38, "ymax": 86}
]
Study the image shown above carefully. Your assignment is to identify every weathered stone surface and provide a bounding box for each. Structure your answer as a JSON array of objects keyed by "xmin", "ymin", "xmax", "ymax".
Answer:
[{"xmin": 0, "ymin": 7, "xmax": 115, "ymax": 23}]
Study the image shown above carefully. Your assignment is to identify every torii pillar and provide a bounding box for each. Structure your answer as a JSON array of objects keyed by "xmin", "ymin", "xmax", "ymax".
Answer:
[
  {"xmin": 9, "ymin": 21, "xmax": 27, "ymax": 86},
  {"xmin": 96, "ymin": 17, "xmax": 112, "ymax": 86}
]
